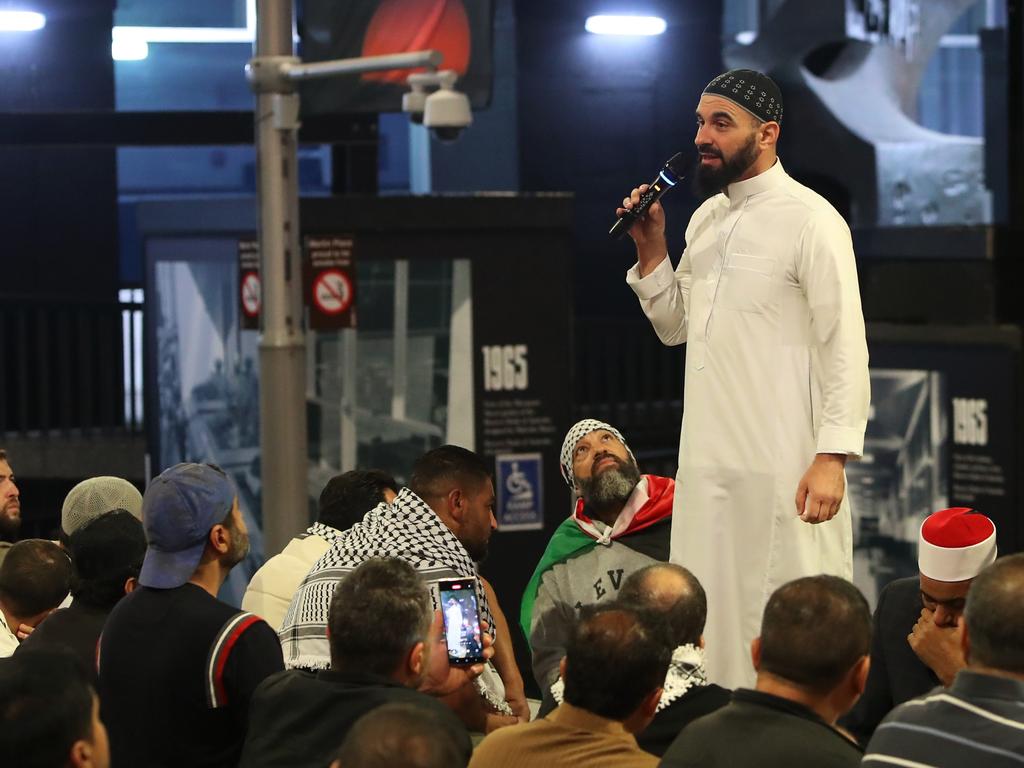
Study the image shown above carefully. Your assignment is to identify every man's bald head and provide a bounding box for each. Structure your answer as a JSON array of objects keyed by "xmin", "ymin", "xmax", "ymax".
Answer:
[
  {"xmin": 619, "ymin": 563, "xmax": 707, "ymax": 647},
  {"xmin": 0, "ymin": 539, "xmax": 71, "ymax": 622},
  {"xmin": 332, "ymin": 703, "xmax": 467, "ymax": 768}
]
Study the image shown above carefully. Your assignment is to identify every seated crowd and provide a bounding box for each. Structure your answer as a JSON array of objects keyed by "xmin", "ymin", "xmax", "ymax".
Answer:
[{"xmin": 0, "ymin": 425, "xmax": 1022, "ymax": 768}]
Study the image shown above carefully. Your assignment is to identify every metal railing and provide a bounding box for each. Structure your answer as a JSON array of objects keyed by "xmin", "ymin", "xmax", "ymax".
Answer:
[{"xmin": 0, "ymin": 292, "xmax": 144, "ymax": 435}]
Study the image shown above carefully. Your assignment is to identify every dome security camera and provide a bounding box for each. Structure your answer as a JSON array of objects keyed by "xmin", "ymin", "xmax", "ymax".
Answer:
[
  {"xmin": 403, "ymin": 69, "xmax": 472, "ymax": 141},
  {"xmin": 401, "ymin": 83, "xmax": 427, "ymax": 124},
  {"xmin": 423, "ymin": 87, "xmax": 472, "ymax": 142}
]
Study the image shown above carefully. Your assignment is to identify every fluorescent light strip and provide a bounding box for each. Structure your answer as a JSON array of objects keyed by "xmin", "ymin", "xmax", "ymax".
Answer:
[
  {"xmin": 110, "ymin": 0, "xmax": 262, "ymax": 45},
  {"xmin": 0, "ymin": 10, "xmax": 45, "ymax": 32},
  {"xmin": 585, "ymin": 15, "xmax": 666, "ymax": 36},
  {"xmin": 113, "ymin": 26, "xmax": 253, "ymax": 44},
  {"xmin": 112, "ymin": 36, "xmax": 149, "ymax": 61}
]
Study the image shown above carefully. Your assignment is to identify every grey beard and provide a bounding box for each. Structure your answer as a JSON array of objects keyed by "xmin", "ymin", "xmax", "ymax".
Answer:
[
  {"xmin": 580, "ymin": 464, "xmax": 641, "ymax": 509},
  {"xmin": 223, "ymin": 531, "xmax": 250, "ymax": 570}
]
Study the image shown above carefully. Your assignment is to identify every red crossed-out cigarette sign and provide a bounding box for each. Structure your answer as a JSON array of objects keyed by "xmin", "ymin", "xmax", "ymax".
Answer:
[
  {"xmin": 238, "ymin": 239, "xmax": 260, "ymax": 330},
  {"xmin": 304, "ymin": 236, "xmax": 356, "ymax": 330},
  {"xmin": 313, "ymin": 269, "xmax": 353, "ymax": 315},
  {"xmin": 241, "ymin": 273, "xmax": 261, "ymax": 317}
]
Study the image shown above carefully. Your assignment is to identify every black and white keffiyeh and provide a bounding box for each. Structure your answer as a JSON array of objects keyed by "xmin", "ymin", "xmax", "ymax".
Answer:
[
  {"xmin": 303, "ymin": 521, "xmax": 344, "ymax": 545},
  {"xmin": 559, "ymin": 419, "xmax": 636, "ymax": 489},
  {"xmin": 279, "ymin": 487, "xmax": 495, "ymax": 670},
  {"xmin": 550, "ymin": 644, "xmax": 709, "ymax": 712}
]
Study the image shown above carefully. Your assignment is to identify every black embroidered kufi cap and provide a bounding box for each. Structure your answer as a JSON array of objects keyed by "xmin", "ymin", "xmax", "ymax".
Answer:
[{"xmin": 702, "ymin": 69, "xmax": 783, "ymax": 124}]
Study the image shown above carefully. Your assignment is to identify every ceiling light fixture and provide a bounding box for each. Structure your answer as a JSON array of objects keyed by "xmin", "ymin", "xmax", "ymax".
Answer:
[
  {"xmin": 0, "ymin": 10, "xmax": 45, "ymax": 32},
  {"xmin": 585, "ymin": 15, "xmax": 666, "ymax": 36}
]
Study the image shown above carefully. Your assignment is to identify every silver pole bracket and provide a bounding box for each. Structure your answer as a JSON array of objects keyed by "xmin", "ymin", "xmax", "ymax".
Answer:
[{"xmin": 246, "ymin": 55, "xmax": 301, "ymax": 94}]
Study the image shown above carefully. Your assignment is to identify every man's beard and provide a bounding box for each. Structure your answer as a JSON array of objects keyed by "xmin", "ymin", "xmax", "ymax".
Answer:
[
  {"xmin": 693, "ymin": 132, "xmax": 760, "ymax": 199},
  {"xmin": 462, "ymin": 536, "xmax": 489, "ymax": 565},
  {"xmin": 222, "ymin": 528, "xmax": 250, "ymax": 570},
  {"xmin": 578, "ymin": 455, "xmax": 641, "ymax": 511},
  {"xmin": 0, "ymin": 503, "xmax": 20, "ymax": 542}
]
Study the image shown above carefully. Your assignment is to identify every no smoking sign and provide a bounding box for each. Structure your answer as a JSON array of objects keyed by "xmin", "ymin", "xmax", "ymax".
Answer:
[
  {"xmin": 305, "ymin": 235, "xmax": 357, "ymax": 330},
  {"xmin": 237, "ymin": 239, "xmax": 261, "ymax": 330},
  {"xmin": 313, "ymin": 270, "xmax": 353, "ymax": 315},
  {"xmin": 241, "ymin": 272, "xmax": 261, "ymax": 318}
]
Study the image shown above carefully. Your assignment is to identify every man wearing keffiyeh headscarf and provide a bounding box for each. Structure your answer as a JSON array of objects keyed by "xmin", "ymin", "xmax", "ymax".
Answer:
[
  {"xmin": 519, "ymin": 419, "xmax": 675, "ymax": 691},
  {"xmin": 279, "ymin": 445, "xmax": 528, "ymax": 731},
  {"xmin": 620, "ymin": 69, "xmax": 869, "ymax": 689}
]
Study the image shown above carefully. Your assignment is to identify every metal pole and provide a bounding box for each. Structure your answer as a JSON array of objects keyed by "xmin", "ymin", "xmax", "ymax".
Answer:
[
  {"xmin": 340, "ymin": 329, "xmax": 358, "ymax": 473},
  {"xmin": 446, "ymin": 260, "xmax": 474, "ymax": 448},
  {"xmin": 245, "ymin": 7, "xmax": 451, "ymax": 555},
  {"xmin": 253, "ymin": 0, "xmax": 307, "ymax": 556},
  {"xmin": 391, "ymin": 260, "xmax": 409, "ymax": 421}
]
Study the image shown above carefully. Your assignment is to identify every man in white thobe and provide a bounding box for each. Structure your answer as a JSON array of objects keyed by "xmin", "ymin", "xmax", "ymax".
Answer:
[{"xmin": 619, "ymin": 69, "xmax": 870, "ymax": 688}]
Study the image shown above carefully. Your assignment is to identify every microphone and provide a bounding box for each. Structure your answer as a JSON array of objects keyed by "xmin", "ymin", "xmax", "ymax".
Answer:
[{"xmin": 609, "ymin": 152, "xmax": 688, "ymax": 240}]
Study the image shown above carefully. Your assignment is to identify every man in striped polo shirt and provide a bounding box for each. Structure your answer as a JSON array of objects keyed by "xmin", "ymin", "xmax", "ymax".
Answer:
[
  {"xmin": 864, "ymin": 553, "xmax": 1024, "ymax": 767},
  {"xmin": 99, "ymin": 463, "xmax": 284, "ymax": 768}
]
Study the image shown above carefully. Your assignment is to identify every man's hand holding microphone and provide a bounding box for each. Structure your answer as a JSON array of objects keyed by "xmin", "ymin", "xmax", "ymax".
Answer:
[{"xmin": 611, "ymin": 152, "xmax": 686, "ymax": 277}]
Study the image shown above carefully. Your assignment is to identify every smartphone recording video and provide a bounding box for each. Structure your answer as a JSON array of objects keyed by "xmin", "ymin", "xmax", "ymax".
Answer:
[{"xmin": 438, "ymin": 578, "xmax": 485, "ymax": 665}]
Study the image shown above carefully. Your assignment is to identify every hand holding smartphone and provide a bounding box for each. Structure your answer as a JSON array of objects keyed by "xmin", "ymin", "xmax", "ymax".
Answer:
[{"xmin": 438, "ymin": 577, "xmax": 486, "ymax": 665}]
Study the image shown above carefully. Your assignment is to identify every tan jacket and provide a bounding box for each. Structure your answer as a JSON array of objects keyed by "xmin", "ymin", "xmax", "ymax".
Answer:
[{"xmin": 468, "ymin": 703, "xmax": 657, "ymax": 768}]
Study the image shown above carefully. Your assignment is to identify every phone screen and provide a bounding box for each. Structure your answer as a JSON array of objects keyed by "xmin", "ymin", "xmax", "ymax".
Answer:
[{"xmin": 438, "ymin": 578, "xmax": 485, "ymax": 665}]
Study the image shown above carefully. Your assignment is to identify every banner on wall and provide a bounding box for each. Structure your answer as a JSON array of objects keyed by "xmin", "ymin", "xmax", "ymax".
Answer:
[
  {"xmin": 471, "ymin": 248, "xmax": 572, "ymax": 538},
  {"xmin": 300, "ymin": 0, "xmax": 494, "ymax": 115},
  {"xmin": 850, "ymin": 326, "xmax": 1021, "ymax": 605}
]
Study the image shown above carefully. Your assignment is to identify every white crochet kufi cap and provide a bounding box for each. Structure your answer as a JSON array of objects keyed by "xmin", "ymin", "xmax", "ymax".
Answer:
[{"xmin": 62, "ymin": 476, "xmax": 143, "ymax": 536}]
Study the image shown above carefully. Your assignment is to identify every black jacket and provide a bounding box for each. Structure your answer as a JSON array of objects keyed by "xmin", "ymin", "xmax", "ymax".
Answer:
[
  {"xmin": 659, "ymin": 689, "xmax": 862, "ymax": 768},
  {"xmin": 638, "ymin": 683, "xmax": 732, "ymax": 756},
  {"xmin": 239, "ymin": 668, "xmax": 472, "ymax": 768},
  {"xmin": 17, "ymin": 601, "xmax": 109, "ymax": 685},
  {"xmin": 100, "ymin": 584, "xmax": 284, "ymax": 768},
  {"xmin": 839, "ymin": 576, "xmax": 939, "ymax": 745}
]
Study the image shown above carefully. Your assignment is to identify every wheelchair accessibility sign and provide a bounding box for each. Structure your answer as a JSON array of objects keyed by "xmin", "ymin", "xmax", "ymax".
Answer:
[{"xmin": 495, "ymin": 453, "xmax": 544, "ymax": 531}]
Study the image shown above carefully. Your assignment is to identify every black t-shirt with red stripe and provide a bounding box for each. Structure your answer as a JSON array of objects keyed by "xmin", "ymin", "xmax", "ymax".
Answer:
[{"xmin": 99, "ymin": 583, "xmax": 284, "ymax": 768}]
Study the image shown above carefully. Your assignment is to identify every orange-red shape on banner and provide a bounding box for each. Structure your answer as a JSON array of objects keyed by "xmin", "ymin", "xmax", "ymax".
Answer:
[{"xmin": 361, "ymin": 0, "xmax": 471, "ymax": 84}]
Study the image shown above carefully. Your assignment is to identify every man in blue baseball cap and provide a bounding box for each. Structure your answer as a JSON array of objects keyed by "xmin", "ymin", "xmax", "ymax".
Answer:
[{"xmin": 99, "ymin": 463, "xmax": 284, "ymax": 768}]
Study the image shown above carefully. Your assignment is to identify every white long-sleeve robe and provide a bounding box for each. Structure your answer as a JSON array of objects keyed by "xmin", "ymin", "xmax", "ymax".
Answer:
[{"xmin": 626, "ymin": 160, "xmax": 870, "ymax": 689}]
